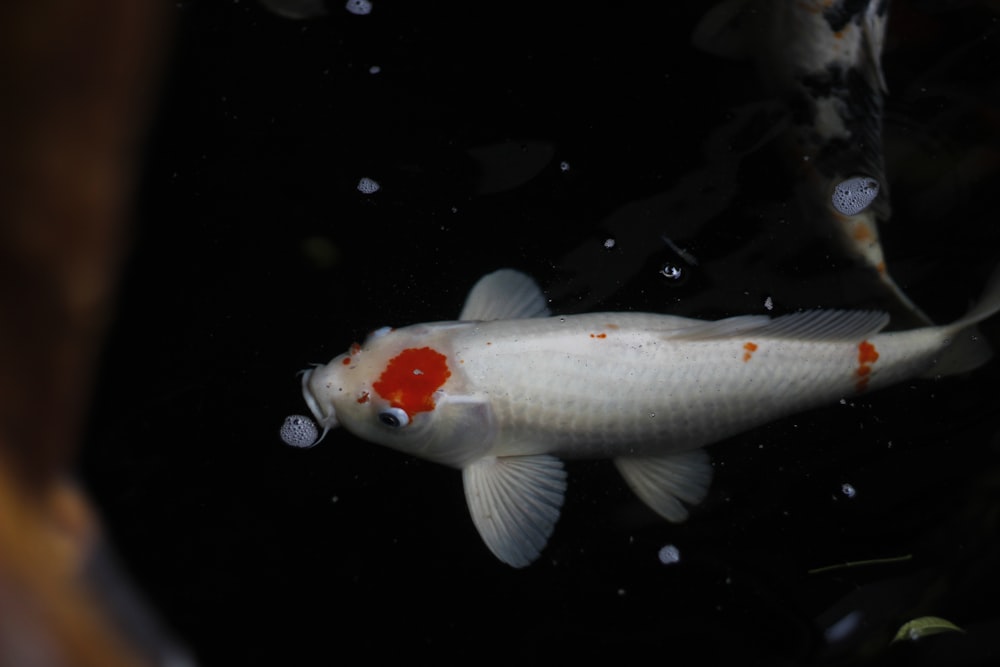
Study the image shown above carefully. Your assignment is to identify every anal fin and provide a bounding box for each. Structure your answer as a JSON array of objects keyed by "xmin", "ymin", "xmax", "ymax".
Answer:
[{"xmin": 614, "ymin": 450, "xmax": 713, "ymax": 523}]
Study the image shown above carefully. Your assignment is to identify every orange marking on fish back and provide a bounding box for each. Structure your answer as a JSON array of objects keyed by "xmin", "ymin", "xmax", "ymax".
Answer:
[
  {"xmin": 590, "ymin": 332, "xmax": 607, "ymax": 339},
  {"xmin": 858, "ymin": 341, "xmax": 879, "ymax": 365},
  {"xmin": 349, "ymin": 342, "xmax": 362, "ymax": 356},
  {"xmin": 604, "ymin": 323, "xmax": 620, "ymax": 330},
  {"xmin": 855, "ymin": 340, "xmax": 879, "ymax": 392},
  {"xmin": 342, "ymin": 357, "xmax": 351, "ymax": 365},
  {"xmin": 373, "ymin": 347, "xmax": 451, "ymax": 417},
  {"xmin": 742, "ymin": 341, "xmax": 758, "ymax": 362},
  {"xmin": 357, "ymin": 391, "xmax": 369, "ymax": 404},
  {"xmin": 852, "ymin": 223, "xmax": 874, "ymax": 242}
]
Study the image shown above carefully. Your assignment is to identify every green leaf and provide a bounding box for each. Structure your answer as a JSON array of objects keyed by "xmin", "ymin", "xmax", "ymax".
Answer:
[{"xmin": 892, "ymin": 617, "xmax": 965, "ymax": 643}]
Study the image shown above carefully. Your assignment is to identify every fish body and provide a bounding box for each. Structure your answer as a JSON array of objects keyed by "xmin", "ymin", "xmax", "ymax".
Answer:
[{"xmin": 299, "ymin": 269, "xmax": 999, "ymax": 567}]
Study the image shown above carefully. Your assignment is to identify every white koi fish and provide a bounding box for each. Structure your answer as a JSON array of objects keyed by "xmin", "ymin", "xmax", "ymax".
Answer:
[{"xmin": 296, "ymin": 269, "xmax": 1000, "ymax": 567}]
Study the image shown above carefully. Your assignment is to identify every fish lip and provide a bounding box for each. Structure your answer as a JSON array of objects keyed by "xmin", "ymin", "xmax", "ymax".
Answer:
[{"xmin": 300, "ymin": 366, "xmax": 338, "ymax": 440}]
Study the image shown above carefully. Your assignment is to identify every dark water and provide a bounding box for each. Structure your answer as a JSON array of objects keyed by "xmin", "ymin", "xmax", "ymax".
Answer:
[{"xmin": 81, "ymin": 1, "xmax": 1000, "ymax": 665}]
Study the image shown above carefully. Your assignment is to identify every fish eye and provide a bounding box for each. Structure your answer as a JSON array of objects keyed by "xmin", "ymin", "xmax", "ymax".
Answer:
[{"xmin": 378, "ymin": 407, "xmax": 410, "ymax": 428}]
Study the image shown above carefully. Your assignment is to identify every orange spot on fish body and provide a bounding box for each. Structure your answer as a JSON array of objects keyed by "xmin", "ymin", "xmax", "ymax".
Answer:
[
  {"xmin": 604, "ymin": 323, "xmax": 620, "ymax": 330},
  {"xmin": 855, "ymin": 340, "xmax": 879, "ymax": 392},
  {"xmin": 349, "ymin": 342, "xmax": 362, "ymax": 356},
  {"xmin": 742, "ymin": 341, "xmax": 758, "ymax": 362},
  {"xmin": 357, "ymin": 391, "xmax": 370, "ymax": 404},
  {"xmin": 341, "ymin": 357, "xmax": 351, "ymax": 365},
  {"xmin": 590, "ymin": 332, "xmax": 607, "ymax": 339},
  {"xmin": 373, "ymin": 347, "xmax": 451, "ymax": 417}
]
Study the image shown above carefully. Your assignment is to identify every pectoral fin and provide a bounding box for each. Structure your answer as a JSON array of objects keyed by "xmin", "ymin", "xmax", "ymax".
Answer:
[
  {"xmin": 462, "ymin": 454, "xmax": 567, "ymax": 568},
  {"xmin": 614, "ymin": 450, "xmax": 713, "ymax": 522}
]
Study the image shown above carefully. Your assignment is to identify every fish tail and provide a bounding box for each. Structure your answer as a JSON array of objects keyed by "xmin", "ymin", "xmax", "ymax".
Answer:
[
  {"xmin": 954, "ymin": 267, "xmax": 1000, "ymax": 330},
  {"xmin": 923, "ymin": 267, "xmax": 1000, "ymax": 377}
]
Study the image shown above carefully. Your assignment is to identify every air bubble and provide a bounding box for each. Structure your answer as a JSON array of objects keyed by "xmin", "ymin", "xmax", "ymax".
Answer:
[
  {"xmin": 660, "ymin": 263, "xmax": 684, "ymax": 281},
  {"xmin": 832, "ymin": 176, "xmax": 879, "ymax": 216},
  {"xmin": 841, "ymin": 483, "xmax": 856, "ymax": 498}
]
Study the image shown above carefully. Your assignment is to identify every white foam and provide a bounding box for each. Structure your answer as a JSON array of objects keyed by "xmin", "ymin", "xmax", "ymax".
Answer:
[
  {"xmin": 345, "ymin": 0, "xmax": 372, "ymax": 15},
  {"xmin": 832, "ymin": 176, "xmax": 879, "ymax": 216},
  {"xmin": 357, "ymin": 177, "xmax": 380, "ymax": 194},
  {"xmin": 658, "ymin": 544, "xmax": 681, "ymax": 565},
  {"xmin": 280, "ymin": 415, "xmax": 319, "ymax": 448}
]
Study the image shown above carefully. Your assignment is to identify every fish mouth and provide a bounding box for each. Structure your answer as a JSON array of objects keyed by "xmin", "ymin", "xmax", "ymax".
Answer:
[{"xmin": 300, "ymin": 366, "xmax": 338, "ymax": 442}]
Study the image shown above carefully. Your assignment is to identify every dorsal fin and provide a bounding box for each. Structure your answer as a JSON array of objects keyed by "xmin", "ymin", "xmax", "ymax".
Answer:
[
  {"xmin": 665, "ymin": 309, "xmax": 890, "ymax": 342},
  {"xmin": 459, "ymin": 269, "xmax": 550, "ymax": 321}
]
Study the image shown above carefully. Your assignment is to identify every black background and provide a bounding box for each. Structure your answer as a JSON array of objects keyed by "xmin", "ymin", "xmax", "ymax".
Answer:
[{"xmin": 81, "ymin": 1, "xmax": 1000, "ymax": 665}]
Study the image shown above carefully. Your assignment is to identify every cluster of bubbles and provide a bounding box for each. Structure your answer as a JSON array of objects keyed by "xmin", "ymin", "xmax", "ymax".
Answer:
[
  {"xmin": 657, "ymin": 544, "xmax": 681, "ymax": 565},
  {"xmin": 280, "ymin": 415, "xmax": 319, "ymax": 448},
  {"xmin": 831, "ymin": 176, "xmax": 879, "ymax": 216},
  {"xmin": 345, "ymin": 0, "xmax": 372, "ymax": 15},
  {"xmin": 357, "ymin": 177, "xmax": 380, "ymax": 194}
]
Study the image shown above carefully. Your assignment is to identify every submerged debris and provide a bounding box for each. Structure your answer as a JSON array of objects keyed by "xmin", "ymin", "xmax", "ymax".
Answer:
[{"xmin": 892, "ymin": 616, "xmax": 965, "ymax": 642}]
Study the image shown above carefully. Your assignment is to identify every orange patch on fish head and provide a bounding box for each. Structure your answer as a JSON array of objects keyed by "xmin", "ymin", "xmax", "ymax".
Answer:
[{"xmin": 372, "ymin": 347, "xmax": 451, "ymax": 418}]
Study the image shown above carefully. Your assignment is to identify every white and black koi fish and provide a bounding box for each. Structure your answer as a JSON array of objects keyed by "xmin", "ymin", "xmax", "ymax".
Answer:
[{"xmin": 694, "ymin": 0, "xmax": 933, "ymax": 326}]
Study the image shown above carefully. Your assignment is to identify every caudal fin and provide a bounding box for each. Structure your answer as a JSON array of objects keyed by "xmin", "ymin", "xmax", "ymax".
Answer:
[{"xmin": 923, "ymin": 268, "xmax": 1000, "ymax": 377}]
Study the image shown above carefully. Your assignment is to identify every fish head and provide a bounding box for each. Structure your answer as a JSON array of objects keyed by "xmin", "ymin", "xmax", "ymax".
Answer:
[{"xmin": 301, "ymin": 323, "xmax": 495, "ymax": 468}]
